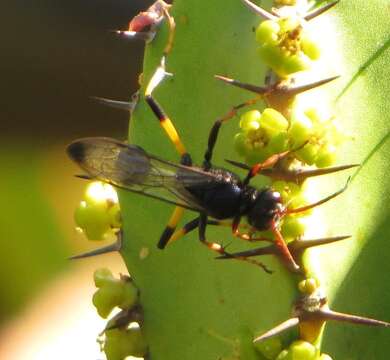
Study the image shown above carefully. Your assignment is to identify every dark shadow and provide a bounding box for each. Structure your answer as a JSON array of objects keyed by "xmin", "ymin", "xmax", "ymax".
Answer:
[{"xmin": 323, "ymin": 214, "xmax": 390, "ymax": 359}]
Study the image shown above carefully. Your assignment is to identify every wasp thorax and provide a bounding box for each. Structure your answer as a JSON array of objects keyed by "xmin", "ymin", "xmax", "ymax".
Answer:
[{"xmin": 247, "ymin": 189, "xmax": 283, "ymax": 230}]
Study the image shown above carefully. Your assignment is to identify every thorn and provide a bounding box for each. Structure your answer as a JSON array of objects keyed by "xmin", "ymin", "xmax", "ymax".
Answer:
[
  {"xmin": 91, "ymin": 92, "xmax": 139, "ymax": 113},
  {"xmin": 75, "ymin": 174, "xmax": 92, "ymax": 180},
  {"xmin": 285, "ymin": 164, "xmax": 359, "ymax": 182},
  {"xmin": 226, "ymin": 159, "xmax": 358, "ymax": 183},
  {"xmin": 102, "ymin": 305, "xmax": 144, "ymax": 333},
  {"xmin": 215, "ymin": 75, "xmax": 339, "ymax": 96},
  {"xmin": 318, "ymin": 308, "xmax": 390, "ymax": 327},
  {"xmin": 304, "ymin": 1, "xmax": 340, "ymax": 21},
  {"xmin": 277, "ymin": 76, "xmax": 340, "ymax": 96},
  {"xmin": 215, "ymin": 75, "xmax": 269, "ymax": 94},
  {"xmin": 114, "ymin": 30, "xmax": 155, "ymax": 42},
  {"xmin": 240, "ymin": 0, "xmax": 278, "ymax": 20},
  {"xmin": 290, "ymin": 235, "xmax": 351, "ymax": 251},
  {"xmin": 217, "ymin": 235, "xmax": 350, "ymax": 261},
  {"xmin": 253, "ymin": 317, "xmax": 300, "ymax": 343},
  {"xmin": 69, "ymin": 231, "xmax": 122, "ymax": 260}
]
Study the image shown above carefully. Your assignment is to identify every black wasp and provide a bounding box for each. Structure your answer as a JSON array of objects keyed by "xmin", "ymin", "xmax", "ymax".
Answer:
[{"xmin": 68, "ymin": 57, "xmax": 353, "ymax": 273}]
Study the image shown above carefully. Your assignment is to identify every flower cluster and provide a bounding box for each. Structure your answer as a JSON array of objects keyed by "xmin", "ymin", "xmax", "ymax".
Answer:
[{"xmin": 74, "ymin": 181, "xmax": 121, "ymax": 241}]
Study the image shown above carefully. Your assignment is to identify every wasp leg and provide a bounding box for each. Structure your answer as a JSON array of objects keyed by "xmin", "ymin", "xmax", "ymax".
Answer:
[
  {"xmin": 231, "ymin": 216, "xmax": 273, "ymax": 242},
  {"xmin": 241, "ymin": 142, "xmax": 309, "ymax": 184},
  {"xmin": 198, "ymin": 214, "xmax": 273, "ymax": 273},
  {"xmin": 243, "ymin": 149, "xmax": 294, "ymax": 185},
  {"xmin": 158, "ymin": 206, "xmax": 186, "ymax": 249},
  {"xmin": 203, "ymin": 97, "xmax": 261, "ymax": 169},
  {"xmin": 145, "ymin": 57, "xmax": 191, "ymax": 164},
  {"xmin": 271, "ymin": 221, "xmax": 300, "ymax": 272},
  {"xmin": 163, "ymin": 218, "xmax": 223, "ymax": 246},
  {"xmin": 233, "ymin": 231, "xmax": 272, "ymax": 243},
  {"xmin": 145, "ymin": 56, "xmax": 192, "ymax": 245}
]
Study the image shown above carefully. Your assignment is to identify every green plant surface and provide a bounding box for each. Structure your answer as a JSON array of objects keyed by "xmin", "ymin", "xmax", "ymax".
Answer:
[
  {"xmin": 309, "ymin": 1, "xmax": 390, "ymax": 357},
  {"xmin": 118, "ymin": 0, "xmax": 390, "ymax": 358}
]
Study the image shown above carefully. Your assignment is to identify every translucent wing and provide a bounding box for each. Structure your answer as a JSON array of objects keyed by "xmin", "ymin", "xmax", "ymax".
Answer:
[{"xmin": 67, "ymin": 137, "xmax": 218, "ymax": 211}]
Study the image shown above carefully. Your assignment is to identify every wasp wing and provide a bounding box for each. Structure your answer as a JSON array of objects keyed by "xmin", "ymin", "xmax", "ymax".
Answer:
[{"xmin": 67, "ymin": 137, "xmax": 218, "ymax": 211}]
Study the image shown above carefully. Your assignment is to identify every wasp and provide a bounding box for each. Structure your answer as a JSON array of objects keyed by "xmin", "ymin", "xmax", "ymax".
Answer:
[{"xmin": 68, "ymin": 55, "xmax": 356, "ymax": 273}]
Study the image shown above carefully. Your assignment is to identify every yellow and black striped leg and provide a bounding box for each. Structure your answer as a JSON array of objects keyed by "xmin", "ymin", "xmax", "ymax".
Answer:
[
  {"xmin": 158, "ymin": 206, "xmax": 186, "ymax": 249},
  {"xmin": 144, "ymin": 58, "xmax": 193, "ymax": 247},
  {"xmin": 203, "ymin": 97, "xmax": 260, "ymax": 170},
  {"xmin": 161, "ymin": 217, "xmax": 224, "ymax": 247},
  {"xmin": 145, "ymin": 57, "xmax": 191, "ymax": 165}
]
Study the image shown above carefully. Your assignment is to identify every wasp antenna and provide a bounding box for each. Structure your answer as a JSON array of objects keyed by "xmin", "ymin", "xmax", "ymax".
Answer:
[
  {"xmin": 74, "ymin": 174, "xmax": 92, "ymax": 180},
  {"xmin": 114, "ymin": 30, "xmax": 154, "ymax": 42},
  {"xmin": 253, "ymin": 317, "xmax": 300, "ymax": 343},
  {"xmin": 225, "ymin": 159, "xmax": 250, "ymax": 170},
  {"xmin": 291, "ymin": 235, "xmax": 351, "ymax": 251},
  {"xmin": 241, "ymin": 0, "xmax": 278, "ymax": 20},
  {"xmin": 69, "ymin": 233, "xmax": 122, "ymax": 260},
  {"xmin": 91, "ymin": 93, "xmax": 139, "ymax": 113},
  {"xmin": 279, "ymin": 75, "xmax": 340, "ymax": 96},
  {"xmin": 318, "ymin": 308, "xmax": 390, "ymax": 327},
  {"xmin": 304, "ymin": 1, "xmax": 340, "ymax": 21},
  {"xmin": 215, "ymin": 75, "xmax": 269, "ymax": 94},
  {"xmin": 287, "ymin": 177, "xmax": 350, "ymax": 215}
]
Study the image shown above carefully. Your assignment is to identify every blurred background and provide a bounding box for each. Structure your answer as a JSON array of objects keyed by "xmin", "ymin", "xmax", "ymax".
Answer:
[{"xmin": 0, "ymin": 0, "xmax": 154, "ymax": 358}]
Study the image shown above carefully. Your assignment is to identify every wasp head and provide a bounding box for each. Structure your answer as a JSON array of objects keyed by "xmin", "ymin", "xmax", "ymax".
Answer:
[{"xmin": 247, "ymin": 189, "xmax": 283, "ymax": 231}]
